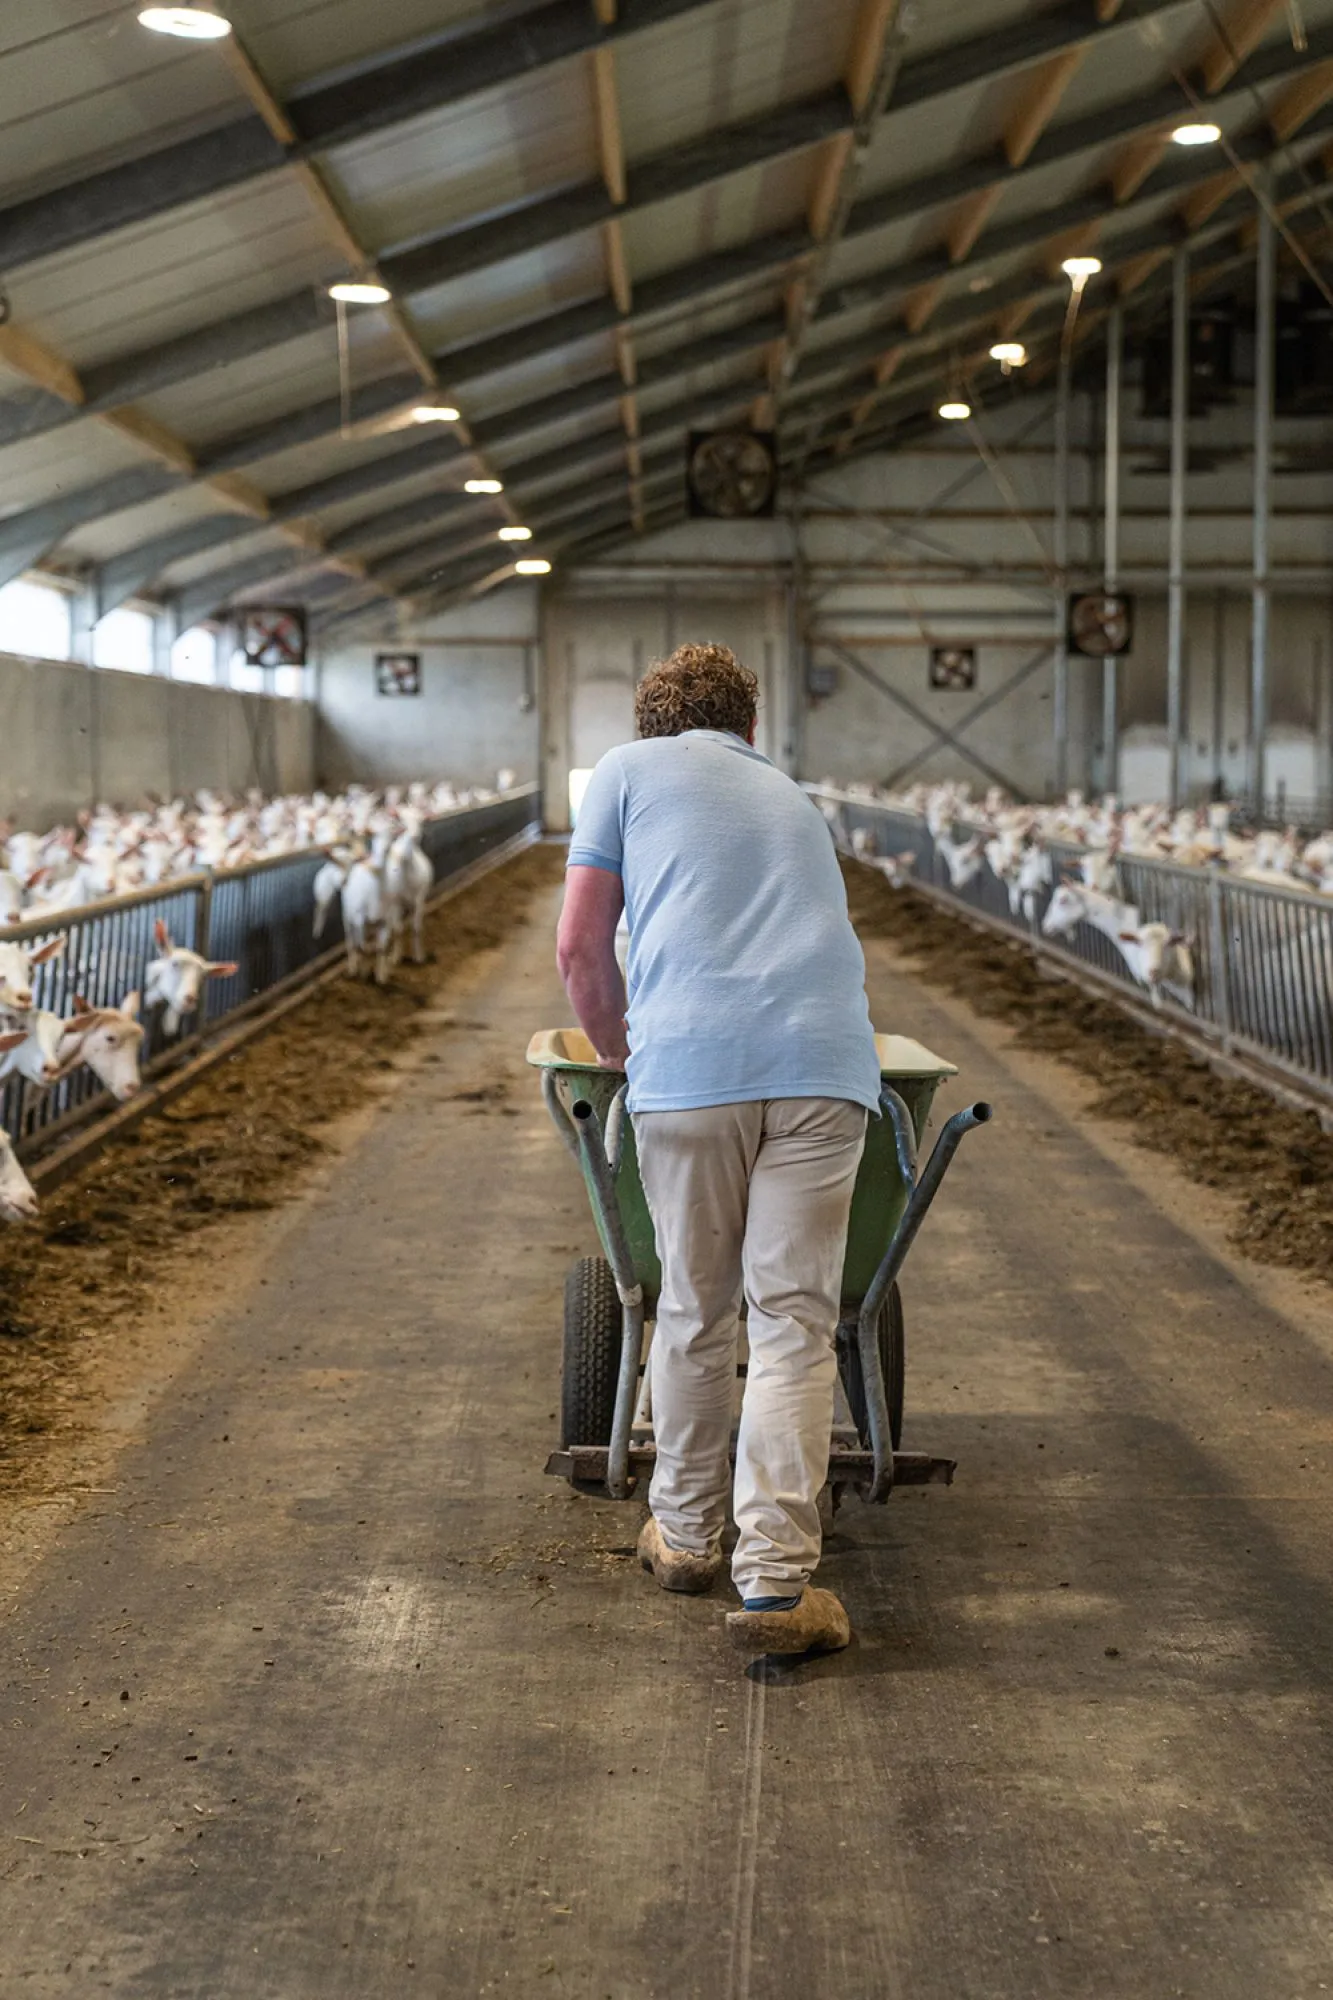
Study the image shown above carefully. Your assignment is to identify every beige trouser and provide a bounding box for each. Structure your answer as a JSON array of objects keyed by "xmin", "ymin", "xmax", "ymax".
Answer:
[{"xmin": 633, "ymin": 1097, "xmax": 867, "ymax": 1602}]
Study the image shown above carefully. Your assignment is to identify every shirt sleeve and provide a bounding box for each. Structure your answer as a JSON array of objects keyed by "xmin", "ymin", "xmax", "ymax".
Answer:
[{"xmin": 567, "ymin": 749, "xmax": 626, "ymax": 875}]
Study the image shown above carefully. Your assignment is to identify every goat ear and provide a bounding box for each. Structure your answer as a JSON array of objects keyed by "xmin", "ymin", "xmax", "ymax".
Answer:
[
  {"xmin": 1118, "ymin": 930, "xmax": 1139, "ymax": 943},
  {"xmin": 207, "ymin": 961, "xmax": 239, "ymax": 979},
  {"xmin": 121, "ymin": 990, "xmax": 141, "ymax": 1020},
  {"xmin": 31, "ymin": 935, "xmax": 65, "ymax": 964},
  {"xmin": 65, "ymin": 1010, "xmax": 100, "ymax": 1034},
  {"xmin": 73, "ymin": 992, "xmax": 93, "ymax": 1014},
  {"xmin": 1169, "ymin": 931, "xmax": 1186, "ymax": 946},
  {"xmin": 154, "ymin": 918, "xmax": 170, "ymax": 950}
]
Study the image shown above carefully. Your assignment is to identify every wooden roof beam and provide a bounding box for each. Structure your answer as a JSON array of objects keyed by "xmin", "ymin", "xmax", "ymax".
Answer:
[
  {"xmin": 589, "ymin": 13, "xmax": 640, "ymax": 527},
  {"xmin": 940, "ymin": 50, "xmax": 1083, "ymax": 271},
  {"xmin": 1200, "ymin": 0, "xmax": 1291, "ymax": 93},
  {"xmin": 1269, "ymin": 55, "xmax": 1333, "ymax": 138},
  {"xmin": 1109, "ymin": 129, "xmax": 1173, "ymax": 203},
  {"xmin": 770, "ymin": 0, "xmax": 907, "ymax": 438},
  {"xmin": 1005, "ymin": 48, "xmax": 1086, "ymax": 167}
]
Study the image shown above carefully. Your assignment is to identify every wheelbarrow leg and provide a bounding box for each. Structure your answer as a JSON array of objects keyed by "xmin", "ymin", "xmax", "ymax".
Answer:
[
  {"xmin": 571, "ymin": 1094, "xmax": 646, "ymax": 1501},
  {"xmin": 857, "ymin": 1095, "xmax": 993, "ymax": 1502}
]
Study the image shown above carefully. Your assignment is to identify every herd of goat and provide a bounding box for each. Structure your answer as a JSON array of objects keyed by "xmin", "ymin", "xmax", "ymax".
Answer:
[
  {"xmin": 0, "ymin": 774, "xmax": 518, "ymax": 1223},
  {"xmin": 825, "ymin": 779, "xmax": 1333, "ymax": 1016}
]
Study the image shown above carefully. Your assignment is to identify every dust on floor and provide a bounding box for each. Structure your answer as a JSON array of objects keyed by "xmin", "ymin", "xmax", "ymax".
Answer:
[
  {"xmin": 844, "ymin": 860, "xmax": 1333, "ymax": 1287},
  {"xmin": 0, "ymin": 842, "xmax": 565, "ymax": 1485}
]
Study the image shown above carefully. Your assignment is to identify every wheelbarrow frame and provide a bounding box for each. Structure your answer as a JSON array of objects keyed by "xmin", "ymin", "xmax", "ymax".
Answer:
[{"xmin": 531, "ymin": 1031, "xmax": 991, "ymax": 1503}]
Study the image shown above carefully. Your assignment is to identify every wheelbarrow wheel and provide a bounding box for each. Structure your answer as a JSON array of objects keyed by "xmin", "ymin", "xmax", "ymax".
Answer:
[
  {"xmin": 561, "ymin": 1257, "xmax": 623, "ymax": 1486},
  {"xmin": 839, "ymin": 1283, "xmax": 905, "ymax": 1454}
]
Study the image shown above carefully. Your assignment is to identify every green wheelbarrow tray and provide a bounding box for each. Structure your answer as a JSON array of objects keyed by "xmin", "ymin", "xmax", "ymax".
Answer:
[{"xmin": 528, "ymin": 1027, "xmax": 992, "ymax": 1504}]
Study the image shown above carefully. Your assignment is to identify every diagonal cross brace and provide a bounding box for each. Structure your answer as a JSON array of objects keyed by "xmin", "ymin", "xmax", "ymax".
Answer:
[{"xmin": 822, "ymin": 639, "xmax": 1053, "ymax": 798}]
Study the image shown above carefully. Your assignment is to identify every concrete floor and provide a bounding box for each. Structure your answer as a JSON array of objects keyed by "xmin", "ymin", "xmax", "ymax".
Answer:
[{"xmin": 4, "ymin": 877, "xmax": 1333, "ymax": 1999}]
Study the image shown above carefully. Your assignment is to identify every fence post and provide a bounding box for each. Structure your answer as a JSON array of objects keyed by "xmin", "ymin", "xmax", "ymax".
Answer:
[
  {"xmin": 196, "ymin": 876, "xmax": 214, "ymax": 963},
  {"xmin": 1207, "ymin": 869, "xmax": 1232, "ymax": 1055}
]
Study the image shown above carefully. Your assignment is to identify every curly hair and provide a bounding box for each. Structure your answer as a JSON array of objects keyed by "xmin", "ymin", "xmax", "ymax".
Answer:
[{"xmin": 634, "ymin": 642, "xmax": 759, "ymax": 740}]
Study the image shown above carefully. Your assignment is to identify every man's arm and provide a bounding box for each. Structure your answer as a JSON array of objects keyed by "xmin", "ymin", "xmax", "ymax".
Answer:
[{"xmin": 556, "ymin": 865, "xmax": 630, "ymax": 1066}]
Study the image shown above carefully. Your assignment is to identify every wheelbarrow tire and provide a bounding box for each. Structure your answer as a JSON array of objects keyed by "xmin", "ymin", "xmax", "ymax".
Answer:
[
  {"xmin": 561, "ymin": 1258, "xmax": 623, "ymax": 1484},
  {"xmin": 839, "ymin": 1284, "xmax": 905, "ymax": 1455}
]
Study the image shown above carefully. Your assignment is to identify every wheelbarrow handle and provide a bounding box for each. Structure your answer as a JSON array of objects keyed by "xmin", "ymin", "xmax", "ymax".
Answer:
[
  {"xmin": 571, "ymin": 1097, "xmax": 646, "ymax": 1502},
  {"xmin": 542, "ymin": 1068, "xmax": 581, "ymax": 1158},
  {"xmin": 857, "ymin": 1099, "xmax": 993, "ymax": 1503},
  {"xmin": 878, "ymin": 1084, "xmax": 918, "ymax": 1189}
]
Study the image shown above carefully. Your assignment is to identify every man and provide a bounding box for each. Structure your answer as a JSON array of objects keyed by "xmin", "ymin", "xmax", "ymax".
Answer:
[{"xmin": 556, "ymin": 642, "xmax": 880, "ymax": 1657}]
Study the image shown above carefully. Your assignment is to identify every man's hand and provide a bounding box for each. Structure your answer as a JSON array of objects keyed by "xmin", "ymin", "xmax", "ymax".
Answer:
[{"xmin": 557, "ymin": 866, "xmax": 630, "ymax": 1066}]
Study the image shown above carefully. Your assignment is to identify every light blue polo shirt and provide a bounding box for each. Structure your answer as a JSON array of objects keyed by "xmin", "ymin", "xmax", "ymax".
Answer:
[{"xmin": 567, "ymin": 730, "xmax": 880, "ymax": 1115}]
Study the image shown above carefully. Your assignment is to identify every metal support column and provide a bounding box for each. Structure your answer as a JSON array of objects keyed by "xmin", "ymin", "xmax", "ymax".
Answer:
[
  {"xmin": 1053, "ymin": 345, "xmax": 1071, "ymax": 798},
  {"xmin": 1166, "ymin": 241, "xmax": 1189, "ymax": 811},
  {"xmin": 1103, "ymin": 303, "xmax": 1123, "ymax": 798},
  {"xmin": 1249, "ymin": 174, "xmax": 1275, "ymax": 813}
]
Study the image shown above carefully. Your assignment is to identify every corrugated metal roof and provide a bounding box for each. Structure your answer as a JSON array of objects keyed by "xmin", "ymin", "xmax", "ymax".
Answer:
[
  {"xmin": 614, "ymin": 0, "xmax": 858, "ymax": 160},
  {"xmin": 0, "ymin": 3, "xmax": 246, "ymax": 200},
  {"xmin": 0, "ymin": 423, "xmax": 149, "ymax": 522},
  {"xmin": 231, "ymin": 0, "xmax": 501, "ymax": 98},
  {"xmin": 0, "ymin": 0, "xmax": 1330, "ymax": 625},
  {"xmin": 412, "ymin": 236, "xmax": 608, "ymax": 352},
  {"xmin": 8, "ymin": 177, "xmax": 338, "ymax": 366},
  {"xmin": 328, "ymin": 62, "xmax": 598, "ymax": 253}
]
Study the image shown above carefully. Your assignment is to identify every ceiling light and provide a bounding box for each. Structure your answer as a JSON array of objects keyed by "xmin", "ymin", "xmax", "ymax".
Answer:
[
  {"xmin": 411, "ymin": 404, "xmax": 460, "ymax": 423},
  {"xmin": 498, "ymin": 525, "xmax": 533, "ymax": 541},
  {"xmin": 989, "ymin": 341, "xmax": 1028, "ymax": 376},
  {"xmin": 1061, "ymin": 255, "xmax": 1102, "ymax": 281},
  {"xmin": 515, "ymin": 558, "xmax": 552, "ymax": 575},
  {"xmin": 1172, "ymin": 121, "xmax": 1221, "ymax": 145},
  {"xmin": 328, "ymin": 280, "xmax": 391, "ymax": 304},
  {"xmin": 138, "ymin": 6, "xmax": 231, "ymax": 35},
  {"xmin": 937, "ymin": 400, "xmax": 971, "ymax": 421},
  {"xmin": 465, "ymin": 478, "xmax": 503, "ymax": 494}
]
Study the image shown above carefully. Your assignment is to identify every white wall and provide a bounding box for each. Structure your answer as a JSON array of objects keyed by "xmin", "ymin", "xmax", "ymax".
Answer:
[
  {"xmin": 540, "ymin": 558, "xmax": 792, "ymax": 830},
  {"xmin": 314, "ymin": 586, "xmax": 540, "ymax": 791},
  {"xmin": 0, "ymin": 650, "xmax": 316, "ymax": 829}
]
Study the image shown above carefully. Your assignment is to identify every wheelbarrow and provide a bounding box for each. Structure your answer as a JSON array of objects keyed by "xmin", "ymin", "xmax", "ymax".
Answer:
[{"xmin": 527, "ymin": 1028, "xmax": 991, "ymax": 1506}]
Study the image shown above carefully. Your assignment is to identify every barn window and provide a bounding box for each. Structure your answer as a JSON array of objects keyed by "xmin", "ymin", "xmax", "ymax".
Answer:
[
  {"xmin": 0, "ymin": 576, "xmax": 73, "ymax": 662},
  {"xmin": 170, "ymin": 626, "xmax": 217, "ymax": 683},
  {"xmin": 92, "ymin": 605, "xmax": 155, "ymax": 674}
]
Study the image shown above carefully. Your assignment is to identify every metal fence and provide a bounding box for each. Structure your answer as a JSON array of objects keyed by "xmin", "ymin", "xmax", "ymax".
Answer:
[
  {"xmin": 1, "ymin": 787, "xmax": 539, "ymax": 1154},
  {"xmin": 812, "ymin": 787, "xmax": 1333, "ymax": 1115}
]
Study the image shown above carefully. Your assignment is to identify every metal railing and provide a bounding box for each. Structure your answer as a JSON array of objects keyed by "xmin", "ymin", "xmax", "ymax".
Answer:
[
  {"xmin": 812, "ymin": 787, "xmax": 1333, "ymax": 1115},
  {"xmin": 1, "ymin": 787, "xmax": 539, "ymax": 1154}
]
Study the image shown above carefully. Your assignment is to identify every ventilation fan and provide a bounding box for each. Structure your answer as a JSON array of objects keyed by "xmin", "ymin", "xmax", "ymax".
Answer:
[{"xmin": 686, "ymin": 429, "xmax": 778, "ymax": 518}]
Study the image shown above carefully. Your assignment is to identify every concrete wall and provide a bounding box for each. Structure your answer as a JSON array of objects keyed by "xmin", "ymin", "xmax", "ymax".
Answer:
[
  {"xmin": 539, "ymin": 566, "xmax": 791, "ymax": 828},
  {"xmin": 0, "ymin": 651, "xmax": 316, "ymax": 829},
  {"xmin": 314, "ymin": 588, "xmax": 540, "ymax": 791}
]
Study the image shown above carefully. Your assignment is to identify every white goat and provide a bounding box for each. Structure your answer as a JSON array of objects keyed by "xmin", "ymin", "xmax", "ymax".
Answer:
[
  {"xmin": 0, "ymin": 934, "xmax": 65, "ymax": 1020},
  {"xmin": 312, "ymin": 852, "xmax": 352, "ymax": 939},
  {"xmin": 0, "ymin": 1130, "xmax": 37, "ymax": 1222},
  {"xmin": 385, "ymin": 822, "xmax": 433, "ymax": 965},
  {"xmin": 0, "ymin": 1010, "xmax": 65, "ymax": 1088},
  {"xmin": 144, "ymin": 920, "xmax": 238, "ymax": 1036},
  {"xmin": 874, "ymin": 852, "xmax": 917, "ymax": 890},
  {"xmin": 1016, "ymin": 844, "xmax": 1052, "ymax": 924},
  {"xmin": 59, "ymin": 993, "xmax": 144, "ymax": 1102},
  {"xmin": 1042, "ymin": 881, "xmax": 1194, "ymax": 1009},
  {"xmin": 937, "ymin": 833, "xmax": 985, "ymax": 891},
  {"xmin": 341, "ymin": 857, "xmax": 391, "ymax": 984}
]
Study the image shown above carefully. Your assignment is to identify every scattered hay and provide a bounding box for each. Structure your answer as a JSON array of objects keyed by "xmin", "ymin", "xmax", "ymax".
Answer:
[{"xmin": 845, "ymin": 861, "xmax": 1333, "ymax": 1286}]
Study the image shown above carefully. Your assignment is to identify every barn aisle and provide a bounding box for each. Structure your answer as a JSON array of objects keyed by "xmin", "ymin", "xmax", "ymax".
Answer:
[{"xmin": 3, "ymin": 875, "xmax": 1333, "ymax": 2000}]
